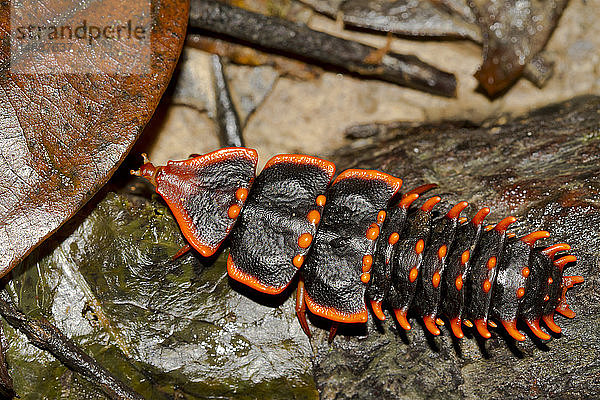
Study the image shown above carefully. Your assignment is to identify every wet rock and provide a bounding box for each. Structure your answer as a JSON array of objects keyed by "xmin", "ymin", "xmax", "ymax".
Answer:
[
  {"xmin": 314, "ymin": 95, "xmax": 600, "ymax": 399},
  {"xmin": 6, "ymin": 191, "xmax": 316, "ymax": 399}
]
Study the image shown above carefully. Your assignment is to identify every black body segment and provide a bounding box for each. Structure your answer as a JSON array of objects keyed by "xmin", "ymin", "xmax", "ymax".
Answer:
[
  {"xmin": 490, "ymin": 238, "xmax": 531, "ymax": 322},
  {"xmin": 542, "ymin": 253, "xmax": 570, "ymax": 317},
  {"xmin": 515, "ymin": 248, "xmax": 556, "ymax": 339},
  {"xmin": 440, "ymin": 208, "xmax": 489, "ymax": 331},
  {"xmin": 153, "ymin": 148, "xmax": 258, "ymax": 257},
  {"xmin": 387, "ymin": 200, "xmax": 438, "ymax": 312},
  {"xmin": 440, "ymin": 219, "xmax": 485, "ymax": 337},
  {"xmin": 368, "ymin": 206, "xmax": 409, "ymax": 304},
  {"xmin": 529, "ymin": 252, "xmax": 557, "ymax": 318},
  {"xmin": 228, "ymin": 155, "xmax": 335, "ymax": 294},
  {"xmin": 465, "ymin": 229, "xmax": 507, "ymax": 326},
  {"xmin": 302, "ymin": 170, "xmax": 402, "ymax": 323},
  {"xmin": 414, "ymin": 202, "xmax": 467, "ymax": 334}
]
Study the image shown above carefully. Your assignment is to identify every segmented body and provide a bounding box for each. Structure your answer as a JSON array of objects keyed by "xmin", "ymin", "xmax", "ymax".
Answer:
[{"xmin": 133, "ymin": 148, "xmax": 583, "ymax": 343}]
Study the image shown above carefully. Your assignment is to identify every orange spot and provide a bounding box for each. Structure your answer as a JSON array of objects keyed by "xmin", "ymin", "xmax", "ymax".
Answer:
[
  {"xmin": 464, "ymin": 320, "xmax": 474, "ymax": 328},
  {"xmin": 366, "ymin": 224, "xmax": 380, "ymax": 240},
  {"xmin": 461, "ymin": 250, "xmax": 470, "ymax": 265},
  {"xmin": 298, "ymin": 233, "xmax": 313, "ymax": 248},
  {"xmin": 377, "ymin": 210, "xmax": 386, "ymax": 224},
  {"xmin": 362, "ymin": 255, "xmax": 373, "ymax": 272},
  {"xmin": 415, "ymin": 239, "xmax": 425, "ymax": 254},
  {"xmin": 409, "ymin": 266, "xmax": 418, "ymax": 282},
  {"xmin": 361, "ymin": 273, "xmax": 371, "ymax": 283},
  {"xmin": 522, "ymin": 267, "xmax": 530, "ymax": 277},
  {"xmin": 487, "ymin": 256, "xmax": 497, "ymax": 270},
  {"xmin": 548, "ymin": 277, "xmax": 553, "ymax": 284},
  {"xmin": 455, "ymin": 276, "xmax": 463, "ymax": 291},
  {"xmin": 488, "ymin": 321, "xmax": 497, "ymax": 328},
  {"xmin": 388, "ymin": 232, "xmax": 400, "ymax": 245},
  {"xmin": 316, "ymin": 195, "xmax": 326, "ymax": 206},
  {"xmin": 293, "ymin": 255, "xmax": 304, "ymax": 269},
  {"xmin": 544, "ymin": 295, "xmax": 550, "ymax": 301},
  {"xmin": 516, "ymin": 288, "xmax": 525, "ymax": 298},
  {"xmin": 235, "ymin": 187, "xmax": 249, "ymax": 201},
  {"xmin": 432, "ymin": 272, "xmax": 441, "ymax": 288},
  {"xmin": 483, "ymin": 279, "xmax": 492, "ymax": 293},
  {"xmin": 307, "ymin": 210, "xmax": 321, "ymax": 225},
  {"xmin": 438, "ymin": 245, "xmax": 447, "ymax": 260},
  {"xmin": 228, "ymin": 204, "xmax": 241, "ymax": 219}
]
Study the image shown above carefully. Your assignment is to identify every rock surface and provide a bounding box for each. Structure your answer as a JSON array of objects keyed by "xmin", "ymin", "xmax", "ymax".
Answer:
[{"xmin": 5, "ymin": 191, "xmax": 315, "ymax": 399}]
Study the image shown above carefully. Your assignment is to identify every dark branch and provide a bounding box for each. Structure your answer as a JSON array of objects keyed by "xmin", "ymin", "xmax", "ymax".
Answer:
[
  {"xmin": 0, "ymin": 290, "xmax": 143, "ymax": 400},
  {"xmin": 189, "ymin": 0, "xmax": 457, "ymax": 97}
]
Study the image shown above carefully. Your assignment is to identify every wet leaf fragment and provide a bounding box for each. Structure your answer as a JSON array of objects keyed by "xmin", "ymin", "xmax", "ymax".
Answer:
[
  {"xmin": 470, "ymin": 0, "xmax": 569, "ymax": 95},
  {"xmin": 298, "ymin": 0, "xmax": 480, "ymax": 40}
]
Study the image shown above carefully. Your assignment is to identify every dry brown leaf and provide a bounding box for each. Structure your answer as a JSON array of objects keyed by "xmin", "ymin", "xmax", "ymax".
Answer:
[{"xmin": 0, "ymin": 0, "xmax": 189, "ymax": 275}]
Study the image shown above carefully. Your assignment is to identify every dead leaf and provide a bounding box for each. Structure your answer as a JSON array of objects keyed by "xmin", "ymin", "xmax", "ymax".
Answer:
[
  {"xmin": 0, "ymin": 0, "xmax": 189, "ymax": 276},
  {"xmin": 471, "ymin": 0, "xmax": 568, "ymax": 95}
]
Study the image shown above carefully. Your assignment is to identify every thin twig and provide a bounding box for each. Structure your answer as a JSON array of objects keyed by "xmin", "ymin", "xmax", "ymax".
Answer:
[
  {"xmin": 0, "ymin": 325, "xmax": 15, "ymax": 399},
  {"xmin": 0, "ymin": 290, "xmax": 143, "ymax": 400},
  {"xmin": 189, "ymin": 0, "xmax": 457, "ymax": 97},
  {"xmin": 211, "ymin": 55, "xmax": 245, "ymax": 147}
]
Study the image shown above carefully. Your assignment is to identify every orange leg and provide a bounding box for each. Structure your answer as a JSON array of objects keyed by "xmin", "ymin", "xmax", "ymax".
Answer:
[
  {"xmin": 328, "ymin": 322, "xmax": 340, "ymax": 343},
  {"xmin": 172, "ymin": 244, "xmax": 192, "ymax": 260},
  {"xmin": 296, "ymin": 278, "xmax": 312, "ymax": 338}
]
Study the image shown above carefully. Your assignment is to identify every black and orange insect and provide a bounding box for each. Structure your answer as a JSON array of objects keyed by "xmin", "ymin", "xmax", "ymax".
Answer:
[{"xmin": 132, "ymin": 147, "xmax": 583, "ymax": 343}]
